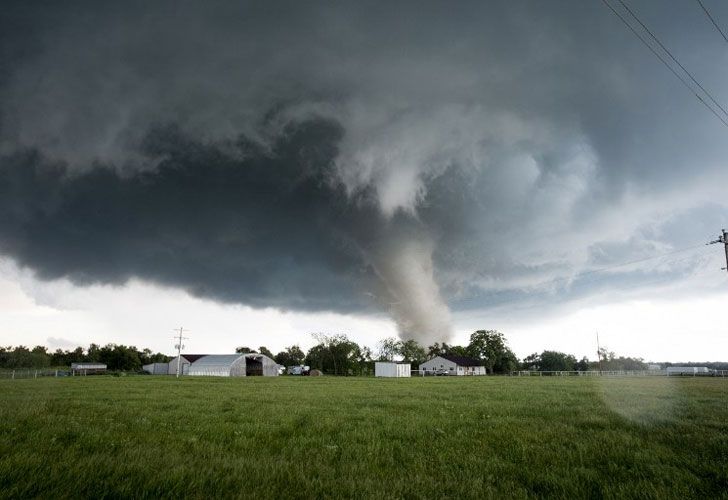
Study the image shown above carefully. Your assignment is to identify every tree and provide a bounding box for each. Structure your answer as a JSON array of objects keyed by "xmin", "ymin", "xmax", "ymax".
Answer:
[
  {"xmin": 537, "ymin": 351, "xmax": 577, "ymax": 371},
  {"xmin": 376, "ymin": 337, "xmax": 401, "ymax": 361},
  {"xmin": 96, "ymin": 344, "xmax": 142, "ymax": 371},
  {"xmin": 466, "ymin": 330, "xmax": 517, "ymax": 374},
  {"xmin": 87, "ymin": 343, "xmax": 102, "ymax": 362},
  {"xmin": 575, "ymin": 356, "xmax": 591, "ymax": 372},
  {"xmin": 257, "ymin": 346, "xmax": 274, "ymax": 358},
  {"xmin": 447, "ymin": 345, "xmax": 469, "ymax": 357},
  {"xmin": 598, "ymin": 347, "xmax": 647, "ymax": 371},
  {"xmin": 305, "ymin": 333, "xmax": 362, "ymax": 375},
  {"xmin": 274, "ymin": 345, "xmax": 306, "ymax": 367},
  {"xmin": 427, "ymin": 342, "xmax": 449, "ymax": 357},
  {"xmin": 235, "ymin": 346, "xmax": 256, "ymax": 354},
  {"xmin": 399, "ymin": 339, "xmax": 427, "ymax": 365},
  {"xmin": 354, "ymin": 345, "xmax": 374, "ymax": 375},
  {"xmin": 494, "ymin": 348, "xmax": 519, "ymax": 373},
  {"xmin": 521, "ymin": 352, "xmax": 541, "ymax": 370}
]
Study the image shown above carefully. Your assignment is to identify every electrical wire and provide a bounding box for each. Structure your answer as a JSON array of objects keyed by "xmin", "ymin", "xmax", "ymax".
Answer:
[
  {"xmin": 459, "ymin": 241, "xmax": 717, "ymax": 305},
  {"xmin": 601, "ymin": 0, "xmax": 728, "ymax": 129},
  {"xmin": 695, "ymin": 0, "xmax": 728, "ymax": 43},
  {"xmin": 617, "ymin": 0, "xmax": 728, "ymax": 120}
]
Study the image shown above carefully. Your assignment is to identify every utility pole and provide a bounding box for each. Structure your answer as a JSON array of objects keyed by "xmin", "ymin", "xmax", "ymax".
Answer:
[
  {"xmin": 173, "ymin": 327, "xmax": 189, "ymax": 378},
  {"xmin": 707, "ymin": 229, "xmax": 728, "ymax": 272},
  {"xmin": 596, "ymin": 331, "xmax": 603, "ymax": 373}
]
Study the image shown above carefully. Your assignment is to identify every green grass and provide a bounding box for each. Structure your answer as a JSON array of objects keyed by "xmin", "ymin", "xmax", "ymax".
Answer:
[{"xmin": 0, "ymin": 376, "xmax": 726, "ymax": 499}]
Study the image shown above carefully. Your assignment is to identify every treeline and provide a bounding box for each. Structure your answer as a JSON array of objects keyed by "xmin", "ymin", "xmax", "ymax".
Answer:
[
  {"xmin": 3, "ymin": 329, "xmax": 662, "ymax": 374},
  {"xmin": 0, "ymin": 344, "xmax": 170, "ymax": 371},
  {"xmin": 238, "ymin": 330, "xmax": 521, "ymax": 375},
  {"xmin": 520, "ymin": 348, "xmax": 648, "ymax": 372},
  {"xmin": 239, "ymin": 330, "xmax": 649, "ymax": 375}
]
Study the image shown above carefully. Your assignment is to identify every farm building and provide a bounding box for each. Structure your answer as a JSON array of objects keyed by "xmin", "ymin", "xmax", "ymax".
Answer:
[
  {"xmin": 666, "ymin": 366, "xmax": 710, "ymax": 376},
  {"xmin": 142, "ymin": 362, "xmax": 169, "ymax": 375},
  {"xmin": 71, "ymin": 362, "xmax": 107, "ymax": 375},
  {"xmin": 166, "ymin": 354, "xmax": 207, "ymax": 375},
  {"xmin": 375, "ymin": 362, "xmax": 411, "ymax": 377},
  {"xmin": 187, "ymin": 353, "xmax": 279, "ymax": 377},
  {"xmin": 155, "ymin": 354, "xmax": 280, "ymax": 377},
  {"xmin": 419, "ymin": 355, "xmax": 486, "ymax": 376}
]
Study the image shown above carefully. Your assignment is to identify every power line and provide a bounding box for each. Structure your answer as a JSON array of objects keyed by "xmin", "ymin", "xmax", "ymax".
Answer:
[
  {"xmin": 600, "ymin": 0, "xmax": 728, "ymax": 129},
  {"xmin": 707, "ymin": 228, "xmax": 728, "ymax": 272},
  {"xmin": 465, "ymin": 257, "xmax": 719, "ymax": 311},
  {"xmin": 473, "ymin": 240, "xmax": 709, "ymax": 289},
  {"xmin": 695, "ymin": 0, "xmax": 728, "ymax": 43},
  {"xmin": 172, "ymin": 327, "xmax": 190, "ymax": 378},
  {"xmin": 571, "ymin": 242, "xmax": 708, "ymax": 279},
  {"xmin": 462, "ymin": 241, "xmax": 716, "ymax": 305},
  {"xmin": 617, "ymin": 0, "xmax": 728, "ymax": 121}
]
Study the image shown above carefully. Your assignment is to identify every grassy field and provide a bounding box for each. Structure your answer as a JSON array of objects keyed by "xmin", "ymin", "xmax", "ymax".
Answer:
[{"xmin": 0, "ymin": 376, "xmax": 726, "ymax": 499}]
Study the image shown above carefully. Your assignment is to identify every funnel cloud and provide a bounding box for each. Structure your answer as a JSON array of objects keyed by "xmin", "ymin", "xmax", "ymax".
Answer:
[{"xmin": 2, "ymin": 1, "xmax": 728, "ymax": 345}]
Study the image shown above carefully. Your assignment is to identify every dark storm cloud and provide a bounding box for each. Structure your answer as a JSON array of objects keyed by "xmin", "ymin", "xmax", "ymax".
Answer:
[
  {"xmin": 0, "ymin": 118, "xmax": 374, "ymax": 311},
  {"xmin": 2, "ymin": 0, "xmax": 728, "ymax": 339}
]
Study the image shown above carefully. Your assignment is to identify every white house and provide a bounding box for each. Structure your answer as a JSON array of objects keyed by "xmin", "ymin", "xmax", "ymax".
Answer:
[
  {"xmin": 375, "ymin": 362, "xmax": 411, "ymax": 377},
  {"xmin": 419, "ymin": 355, "xmax": 486, "ymax": 376}
]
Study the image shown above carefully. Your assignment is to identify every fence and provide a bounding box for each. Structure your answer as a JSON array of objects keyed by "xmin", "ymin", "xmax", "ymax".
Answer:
[
  {"xmin": 2, "ymin": 368, "xmax": 727, "ymax": 379},
  {"xmin": 514, "ymin": 370, "xmax": 728, "ymax": 377},
  {"xmin": 0, "ymin": 369, "xmax": 71, "ymax": 379}
]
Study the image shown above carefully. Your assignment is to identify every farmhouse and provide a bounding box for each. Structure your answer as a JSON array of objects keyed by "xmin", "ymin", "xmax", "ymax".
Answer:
[
  {"xmin": 375, "ymin": 362, "xmax": 411, "ymax": 377},
  {"xmin": 419, "ymin": 355, "xmax": 486, "ymax": 376},
  {"xmin": 162, "ymin": 353, "xmax": 279, "ymax": 377}
]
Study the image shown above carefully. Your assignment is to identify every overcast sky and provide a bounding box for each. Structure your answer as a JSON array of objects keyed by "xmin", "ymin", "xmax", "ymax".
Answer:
[{"xmin": 1, "ymin": 0, "xmax": 727, "ymax": 361}]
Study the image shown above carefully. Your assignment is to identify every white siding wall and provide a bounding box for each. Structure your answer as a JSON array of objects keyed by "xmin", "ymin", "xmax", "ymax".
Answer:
[
  {"xmin": 375, "ymin": 362, "xmax": 411, "ymax": 377},
  {"xmin": 419, "ymin": 356, "xmax": 457, "ymax": 374},
  {"xmin": 418, "ymin": 357, "xmax": 487, "ymax": 375},
  {"xmin": 167, "ymin": 357, "xmax": 190, "ymax": 375}
]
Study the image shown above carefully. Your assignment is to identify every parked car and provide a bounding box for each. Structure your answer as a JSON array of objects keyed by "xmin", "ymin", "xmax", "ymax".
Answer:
[{"xmin": 286, "ymin": 365, "xmax": 311, "ymax": 376}]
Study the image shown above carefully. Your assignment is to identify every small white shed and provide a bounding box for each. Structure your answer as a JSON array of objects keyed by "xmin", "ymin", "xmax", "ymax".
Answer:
[{"xmin": 375, "ymin": 362, "xmax": 411, "ymax": 377}]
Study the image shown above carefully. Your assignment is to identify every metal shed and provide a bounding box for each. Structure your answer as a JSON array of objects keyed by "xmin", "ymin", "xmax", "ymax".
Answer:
[
  {"xmin": 187, "ymin": 353, "xmax": 279, "ymax": 377},
  {"xmin": 666, "ymin": 366, "xmax": 710, "ymax": 376},
  {"xmin": 166, "ymin": 354, "xmax": 207, "ymax": 375},
  {"xmin": 70, "ymin": 362, "xmax": 107, "ymax": 375},
  {"xmin": 142, "ymin": 362, "xmax": 170, "ymax": 375},
  {"xmin": 375, "ymin": 362, "xmax": 411, "ymax": 377}
]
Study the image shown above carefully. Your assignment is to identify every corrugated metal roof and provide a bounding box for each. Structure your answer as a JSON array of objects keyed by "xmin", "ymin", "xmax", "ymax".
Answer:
[{"xmin": 189, "ymin": 354, "xmax": 242, "ymax": 368}]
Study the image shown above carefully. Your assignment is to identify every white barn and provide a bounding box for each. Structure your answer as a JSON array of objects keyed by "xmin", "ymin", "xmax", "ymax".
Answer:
[
  {"xmin": 162, "ymin": 353, "xmax": 280, "ymax": 376},
  {"xmin": 375, "ymin": 362, "xmax": 411, "ymax": 377},
  {"xmin": 188, "ymin": 353, "xmax": 279, "ymax": 377},
  {"xmin": 419, "ymin": 355, "xmax": 486, "ymax": 376}
]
